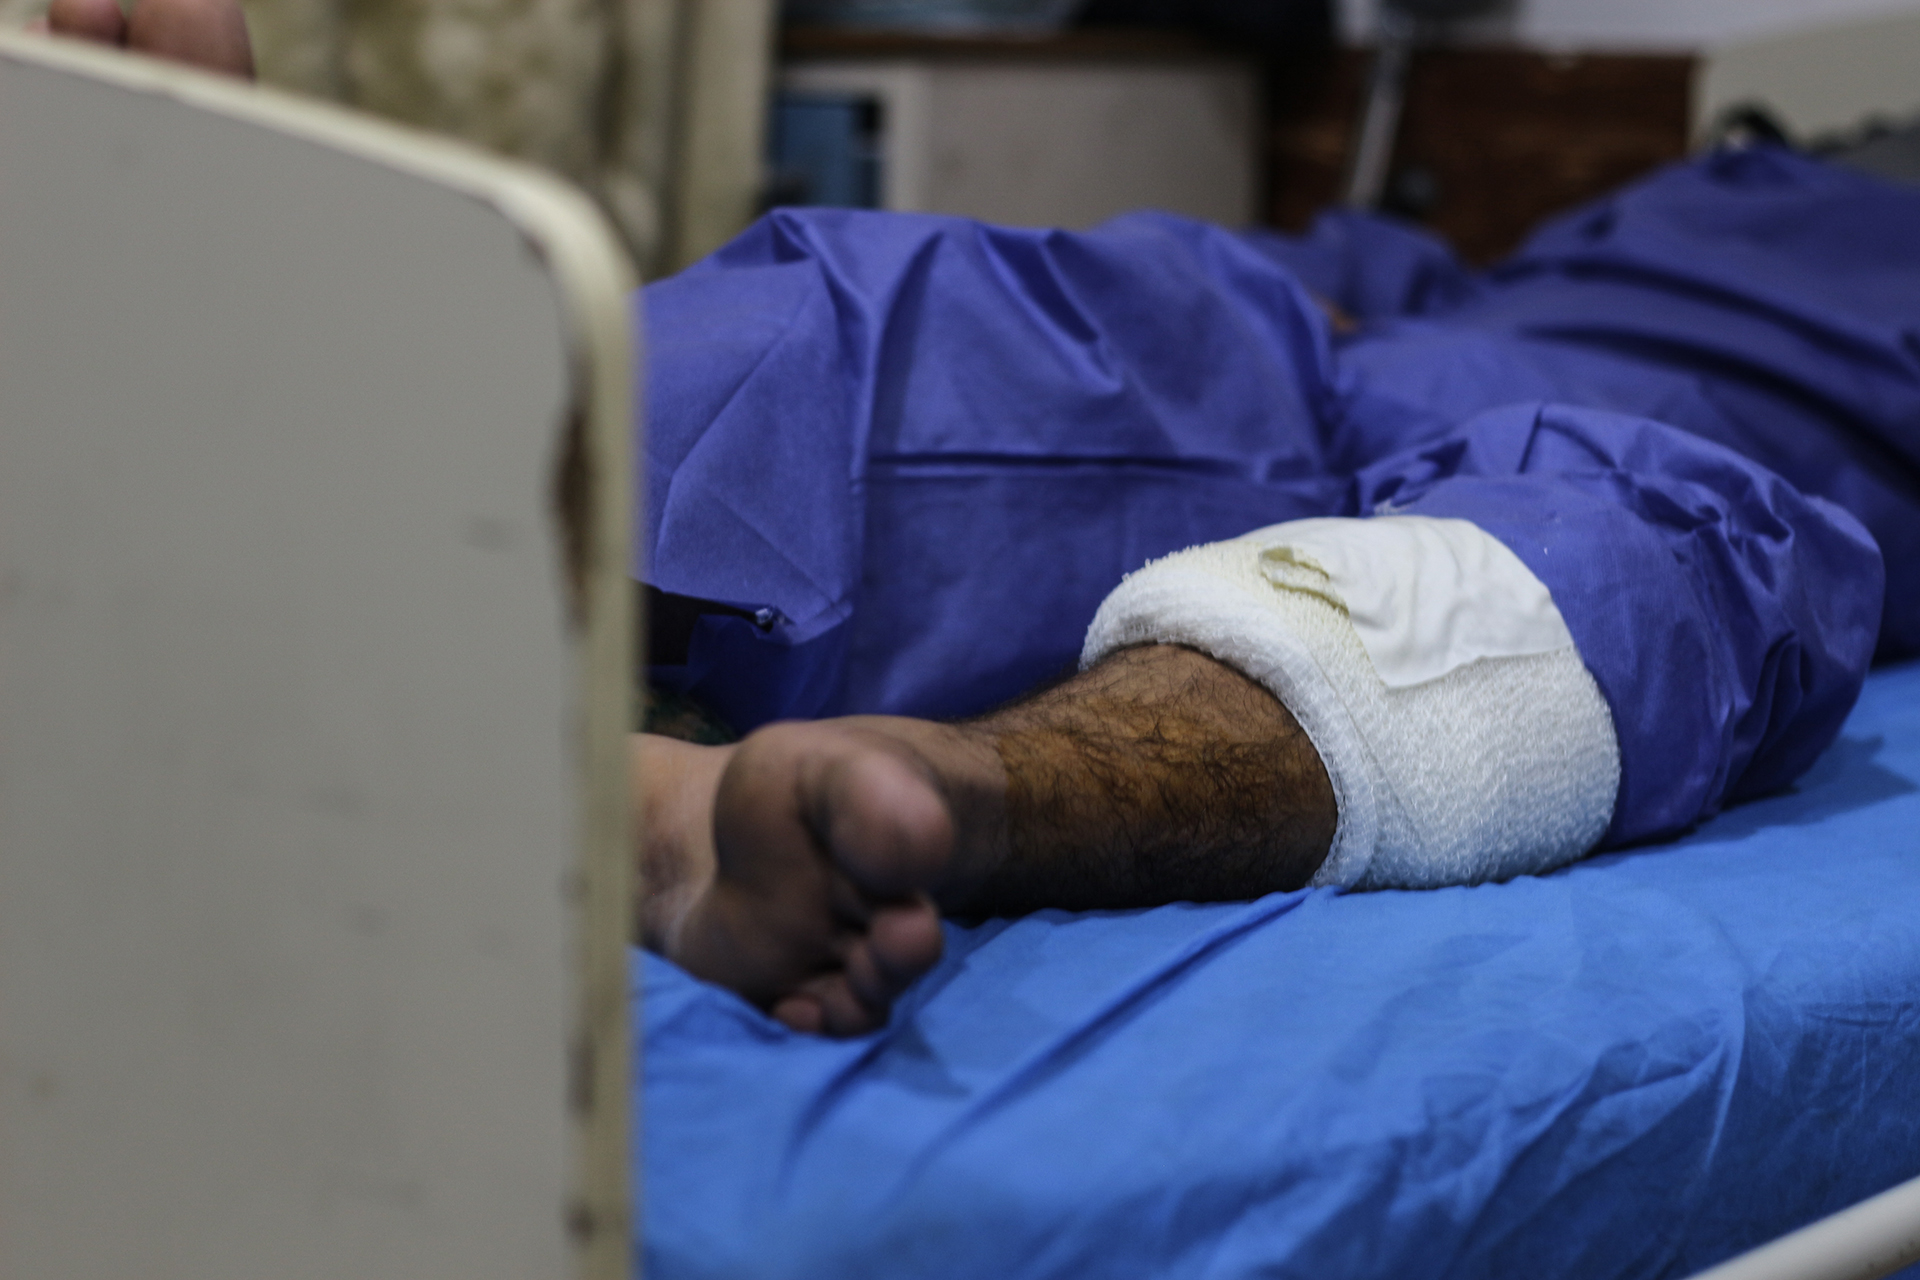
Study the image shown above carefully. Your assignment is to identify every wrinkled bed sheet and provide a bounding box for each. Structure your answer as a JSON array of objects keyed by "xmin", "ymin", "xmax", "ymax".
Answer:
[{"xmin": 638, "ymin": 660, "xmax": 1920, "ymax": 1280}]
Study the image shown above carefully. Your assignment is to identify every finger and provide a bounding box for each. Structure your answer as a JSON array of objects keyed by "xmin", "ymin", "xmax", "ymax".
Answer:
[
  {"xmin": 125, "ymin": 0, "xmax": 254, "ymax": 78},
  {"xmin": 46, "ymin": 0, "xmax": 127, "ymax": 45}
]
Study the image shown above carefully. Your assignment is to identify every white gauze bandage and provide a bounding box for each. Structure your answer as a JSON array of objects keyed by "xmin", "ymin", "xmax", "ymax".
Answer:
[{"xmin": 1081, "ymin": 516, "xmax": 1621, "ymax": 889}]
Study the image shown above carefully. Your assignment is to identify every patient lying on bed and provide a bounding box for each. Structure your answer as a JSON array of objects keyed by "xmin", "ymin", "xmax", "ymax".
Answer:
[
  {"xmin": 63, "ymin": 0, "xmax": 1919, "ymax": 1038},
  {"xmin": 631, "ymin": 146, "xmax": 1914, "ymax": 1036}
]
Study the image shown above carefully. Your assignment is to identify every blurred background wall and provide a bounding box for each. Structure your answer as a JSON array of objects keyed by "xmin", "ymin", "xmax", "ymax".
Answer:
[
  {"xmin": 1338, "ymin": 0, "xmax": 1920, "ymax": 49},
  {"xmin": 5, "ymin": 0, "xmax": 1919, "ymax": 274},
  {"xmin": 237, "ymin": 0, "xmax": 776, "ymax": 278},
  {"xmin": 0, "ymin": 0, "xmax": 777, "ymax": 278}
]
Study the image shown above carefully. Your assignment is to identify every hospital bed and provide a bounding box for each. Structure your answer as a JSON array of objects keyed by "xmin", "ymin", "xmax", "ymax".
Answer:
[
  {"xmin": 5, "ymin": 23, "xmax": 1920, "ymax": 1280},
  {"xmin": 643, "ymin": 658, "xmax": 1920, "ymax": 1280},
  {"xmin": 639, "ymin": 12, "xmax": 1920, "ymax": 1279},
  {"xmin": 0, "ymin": 31, "xmax": 633, "ymax": 1279}
]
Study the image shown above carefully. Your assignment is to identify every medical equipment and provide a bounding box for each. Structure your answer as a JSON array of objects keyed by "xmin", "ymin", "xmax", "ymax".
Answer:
[{"xmin": 1343, "ymin": 0, "xmax": 1500, "ymax": 208}]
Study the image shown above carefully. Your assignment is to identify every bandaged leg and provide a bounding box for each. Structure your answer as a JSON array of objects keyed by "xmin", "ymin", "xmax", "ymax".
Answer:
[
  {"xmin": 1084, "ymin": 516, "xmax": 1621, "ymax": 889},
  {"xmin": 641, "ymin": 406, "xmax": 1877, "ymax": 1034},
  {"xmin": 1082, "ymin": 397, "xmax": 1882, "ymax": 889}
]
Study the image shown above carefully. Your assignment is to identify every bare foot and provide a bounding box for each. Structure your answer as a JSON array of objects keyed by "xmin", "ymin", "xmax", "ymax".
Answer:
[
  {"xmin": 633, "ymin": 719, "xmax": 1006, "ymax": 1036},
  {"xmin": 43, "ymin": 0, "xmax": 254, "ymax": 79}
]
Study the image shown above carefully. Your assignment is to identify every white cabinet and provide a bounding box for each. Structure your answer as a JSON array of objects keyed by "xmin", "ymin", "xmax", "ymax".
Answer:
[{"xmin": 781, "ymin": 49, "xmax": 1259, "ymax": 229}]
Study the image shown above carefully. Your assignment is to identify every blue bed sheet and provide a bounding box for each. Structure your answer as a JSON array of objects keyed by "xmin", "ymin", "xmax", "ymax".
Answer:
[{"xmin": 638, "ymin": 660, "xmax": 1920, "ymax": 1279}]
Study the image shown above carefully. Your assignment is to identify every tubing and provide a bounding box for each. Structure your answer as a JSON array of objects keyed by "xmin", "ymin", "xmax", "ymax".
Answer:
[{"xmin": 1343, "ymin": 5, "xmax": 1416, "ymax": 208}]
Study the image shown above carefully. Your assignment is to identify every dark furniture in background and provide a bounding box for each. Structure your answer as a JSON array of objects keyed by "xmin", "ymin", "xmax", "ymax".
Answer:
[
  {"xmin": 1267, "ymin": 46, "xmax": 1696, "ymax": 263},
  {"xmin": 780, "ymin": 22, "xmax": 1697, "ymax": 264}
]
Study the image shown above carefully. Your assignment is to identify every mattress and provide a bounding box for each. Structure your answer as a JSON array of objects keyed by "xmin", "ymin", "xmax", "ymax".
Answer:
[{"xmin": 637, "ymin": 658, "xmax": 1920, "ymax": 1279}]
